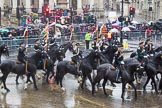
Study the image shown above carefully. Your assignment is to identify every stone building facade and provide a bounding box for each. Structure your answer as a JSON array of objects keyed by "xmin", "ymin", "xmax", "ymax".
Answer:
[{"xmin": 131, "ymin": 0, "xmax": 162, "ymax": 21}]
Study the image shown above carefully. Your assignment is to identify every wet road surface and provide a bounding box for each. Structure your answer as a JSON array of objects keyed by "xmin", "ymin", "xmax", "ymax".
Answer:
[{"xmin": 1, "ymin": 50, "xmax": 162, "ymax": 108}]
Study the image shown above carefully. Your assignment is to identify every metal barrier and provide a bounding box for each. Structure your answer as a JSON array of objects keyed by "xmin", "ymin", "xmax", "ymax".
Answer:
[
  {"xmin": 125, "ymin": 31, "xmax": 162, "ymax": 49},
  {"xmin": 0, "ymin": 36, "xmax": 43, "ymax": 48}
]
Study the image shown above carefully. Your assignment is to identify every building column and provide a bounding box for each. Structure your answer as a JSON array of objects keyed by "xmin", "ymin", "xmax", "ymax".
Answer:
[
  {"xmin": 160, "ymin": 1, "xmax": 162, "ymax": 18},
  {"xmin": 12, "ymin": 0, "xmax": 17, "ymax": 14},
  {"xmin": 77, "ymin": 0, "xmax": 82, "ymax": 13},
  {"xmin": 25, "ymin": 0, "xmax": 31, "ymax": 13},
  {"xmin": 49, "ymin": 0, "xmax": 56, "ymax": 10},
  {"xmin": 38, "ymin": 0, "xmax": 44, "ymax": 13}
]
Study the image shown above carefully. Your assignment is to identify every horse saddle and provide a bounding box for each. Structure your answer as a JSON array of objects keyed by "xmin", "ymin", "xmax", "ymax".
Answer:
[
  {"xmin": 110, "ymin": 65, "xmax": 116, "ymax": 70},
  {"xmin": 16, "ymin": 59, "xmax": 22, "ymax": 64},
  {"xmin": 70, "ymin": 61, "xmax": 76, "ymax": 65}
]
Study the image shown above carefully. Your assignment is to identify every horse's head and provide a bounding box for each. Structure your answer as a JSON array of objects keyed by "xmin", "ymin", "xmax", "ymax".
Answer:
[
  {"xmin": 0, "ymin": 44, "xmax": 9, "ymax": 56},
  {"xmin": 104, "ymin": 45, "xmax": 118, "ymax": 62},
  {"xmin": 154, "ymin": 52, "xmax": 162, "ymax": 66},
  {"xmin": 56, "ymin": 47, "xmax": 65, "ymax": 61},
  {"xmin": 93, "ymin": 50, "xmax": 108, "ymax": 63},
  {"xmin": 67, "ymin": 41, "xmax": 74, "ymax": 52},
  {"xmin": 34, "ymin": 50, "xmax": 48, "ymax": 60},
  {"xmin": 154, "ymin": 46, "xmax": 162, "ymax": 53}
]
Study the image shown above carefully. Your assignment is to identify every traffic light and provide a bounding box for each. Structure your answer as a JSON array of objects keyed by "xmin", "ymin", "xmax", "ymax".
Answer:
[
  {"xmin": 43, "ymin": 6, "xmax": 50, "ymax": 16},
  {"xmin": 130, "ymin": 7, "xmax": 135, "ymax": 16},
  {"xmin": 45, "ymin": 7, "xmax": 49, "ymax": 14}
]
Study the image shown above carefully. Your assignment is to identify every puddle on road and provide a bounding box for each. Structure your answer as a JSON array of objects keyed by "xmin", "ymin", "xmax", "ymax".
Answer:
[{"xmin": 63, "ymin": 74, "xmax": 79, "ymax": 108}]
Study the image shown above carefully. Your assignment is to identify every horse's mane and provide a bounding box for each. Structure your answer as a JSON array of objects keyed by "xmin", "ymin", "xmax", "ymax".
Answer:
[{"xmin": 81, "ymin": 49, "xmax": 94, "ymax": 59}]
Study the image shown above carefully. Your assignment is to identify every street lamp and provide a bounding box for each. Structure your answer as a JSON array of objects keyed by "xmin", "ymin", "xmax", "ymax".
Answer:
[
  {"xmin": 120, "ymin": 0, "xmax": 124, "ymax": 44},
  {"xmin": 17, "ymin": 0, "xmax": 20, "ymax": 26}
]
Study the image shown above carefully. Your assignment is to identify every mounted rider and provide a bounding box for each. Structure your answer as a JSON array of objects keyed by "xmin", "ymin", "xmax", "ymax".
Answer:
[
  {"xmin": 112, "ymin": 44, "xmax": 124, "ymax": 82},
  {"xmin": 71, "ymin": 42, "xmax": 81, "ymax": 77},
  {"xmin": 137, "ymin": 41, "xmax": 146, "ymax": 64},
  {"xmin": 91, "ymin": 37, "xmax": 97, "ymax": 50},
  {"xmin": 34, "ymin": 39, "xmax": 43, "ymax": 51},
  {"xmin": 17, "ymin": 42, "xmax": 27, "ymax": 64},
  {"xmin": 34, "ymin": 39, "xmax": 47, "ymax": 68},
  {"xmin": 145, "ymin": 39, "xmax": 155, "ymax": 56},
  {"xmin": 96, "ymin": 36, "xmax": 104, "ymax": 52}
]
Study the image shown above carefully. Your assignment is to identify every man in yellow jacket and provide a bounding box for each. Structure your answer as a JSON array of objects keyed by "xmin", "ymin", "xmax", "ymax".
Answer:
[{"xmin": 85, "ymin": 31, "xmax": 91, "ymax": 49}]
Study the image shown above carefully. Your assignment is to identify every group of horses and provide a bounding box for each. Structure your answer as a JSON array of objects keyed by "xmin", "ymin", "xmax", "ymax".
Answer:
[
  {"xmin": 0, "ymin": 42, "xmax": 72, "ymax": 92},
  {"xmin": 55, "ymin": 44, "xmax": 162, "ymax": 102},
  {"xmin": 0, "ymin": 42, "xmax": 162, "ymax": 102}
]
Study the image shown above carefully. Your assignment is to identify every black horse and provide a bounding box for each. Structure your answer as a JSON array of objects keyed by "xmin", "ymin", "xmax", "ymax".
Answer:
[
  {"xmin": 55, "ymin": 49, "xmax": 106, "ymax": 88},
  {"xmin": 0, "ymin": 60, "xmax": 38, "ymax": 92},
  {"xmin": 47, "ymin": 42, "xmax": 73, "ymax": 63},
  {"xmin": 102, "ymin": 45, "xmax": 118, "ymax": 63},
  {"xmin": 0, "ymin": 44, "xmax": 9, "ymax": 63},
  {"xmin": 92, "ymin": 63, "xmax": 137, "ymax": 102},
  {"xmin": 143, "ymin": 53, "xmax": 162, "ymax": 93},
  {"xmin": 80, "ymin": 49, "xmax": 107, "ymax": 89},
  {"xmin": 60, "ymin": 41, "xmax": 74, "ymax": 54},
  {"xmin": 15, "ymin": 50, "xmax": 55, "ymax": 84},
  {"xmin": 124, "ymin": 58, "xmax": 144, "ymax": 84},
  {"xmin": 56, "ymin": 60, "xmax": 79, "ymax": 88}
]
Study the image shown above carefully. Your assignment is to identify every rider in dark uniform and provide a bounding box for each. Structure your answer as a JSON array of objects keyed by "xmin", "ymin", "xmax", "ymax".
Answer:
[
  {"xmin": 145, "ymin": 39, "xmax": 155, "ymax": 56},
  {"xmin": 34, "ymin": 39, "xmax": 45, "ymax": 68},
  {"xmin": 34, "ymin": 39, "xmax": 43, "ymax": 51},
  {"xmin": 71, "ymin": 42, "xmax": 81, "ymax": 77},
  {"xmin": 137, "ymin": 41, "xmax": 145, "ymax": 64},
  {"xmin": 112, "ymin": 44, "xmax": 124, "ymax": 82},
  {"xmin": 17, "ymin": 42, "xmax": 27, "ymax": 64},
  {"xmin": 91, "ymin": 37, "xmax": 97, "ymax": 50}
]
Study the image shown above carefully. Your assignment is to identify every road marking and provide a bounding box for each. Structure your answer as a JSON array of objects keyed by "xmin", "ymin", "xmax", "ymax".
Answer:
[{"xmin": 75, "ymin": 95, "xmax": 105, "ymax": 107}]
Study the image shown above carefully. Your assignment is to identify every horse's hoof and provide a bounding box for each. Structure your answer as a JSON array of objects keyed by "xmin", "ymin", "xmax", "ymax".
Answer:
[
  {"xmin": 6, "ymin": 89, "xmax": 10, "ymax": 92},
  {"xmin": 1, "ymin": 86, "xmax": 4, "ymax": 89},
  {"xmin": 24, "ymin": 83, "xmax": 28, "ymax": 90},
  {"xmin": 35, "ymin": 88, "xmax": 38, "ymax": 91},
  {"xmin": 27, "ymin": 81, "xmax": 33, "ymax": 85},
  {"xmin": 156, "ymin": 91, "xmax": 159, "ymax": 95},
  {"xmin": 16, "ymin": 82, "xmax": 19, "ymax": 85},
  {"xmin": 61, "ymin": 87, "xmax": 66, "ymax": 92},
  {"xmin": 112, "ymin": 84, "xmax": 116, "ymax": 87}
]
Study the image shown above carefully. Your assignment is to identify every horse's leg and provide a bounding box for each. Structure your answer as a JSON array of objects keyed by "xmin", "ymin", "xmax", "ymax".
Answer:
[
  {"xmin": 87, "ymin": 73, "xmax": 93, "ymax": 85},
  {"xmin": 46, "ymin": 70, "xmax": 50, "ymax": 83},
  {"xmin": 134, "ymin": 73, "xmax": 138, "ymax": 84},
  {"xmin": 151, "ymin": 80, "xmax": 154, "ymax": 90},
  {"xmin": 156, "ymin": 74, "xmax": 159, "ymax": 81},
  {"xmin": 16, "ymin": 75, "xmax": 20, "ymax": 85},
  {"xmin": 111, "ymin": 82, "xmax": 116, "ymax": 87},
  {"xmin": 143, "ymin": 77, "xmax": 150, "ymax": 91},
  {"xmin": 92, "ymin": 75, "xmax": 101, "ymax": 95},
  {"xmin": 31, "ymin": 73, "xmax": 38, "ymax": 90},
  {"xmin": 81, "ymin": 74, "xmax": 86, "ymax": 89},
  {"xmin": 151, "ymin": 77, "xmax": 158, "ymax": 94},
  {"xmin": 2, "ymin": 75, "xmax": 10, "ymax": 92},
  {"xmin": 102, "ymin": 78, "xmax": 108, "ymax": 96},
  {"xmin": 129, "ymin": 82, "xmax": 137, "ymax": 100},
  {"xmin": 26, "ymin": 74, "xmax": 31, "ymax": 83},
  {"xmin": 59, "ymin": 76, "xmax": 64, "ymax": 88},
  {"xmin": 121, "ymin": 83, "xmax": 126, "ymax": 102}
]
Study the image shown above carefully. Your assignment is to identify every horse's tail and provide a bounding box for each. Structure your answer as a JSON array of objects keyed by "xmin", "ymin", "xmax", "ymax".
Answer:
[{"xmin": 159, "ymin": 77, "xmax": 162, "ymax": 90}]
